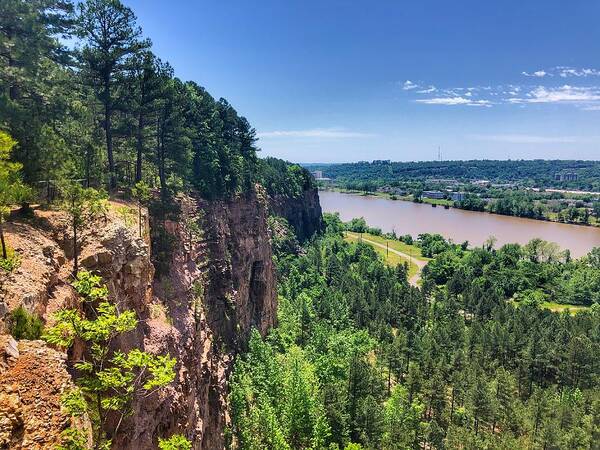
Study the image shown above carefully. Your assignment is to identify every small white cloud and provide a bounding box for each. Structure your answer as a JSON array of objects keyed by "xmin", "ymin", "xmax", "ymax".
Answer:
[
  {"xmin": 522, "ymin": 70, "xmax": 548, "ymax": 77},
  {"xmin": 557, "ymin": 67, "xmax": 600, "ymax": 77},
  {"xmin": 402, "ymin": 80, "xmax": 419, "ymax": 90},
  {"xmin": 416, "ymin": 86, "xmax": 436, "ymax": 94},
  {"xmin": 257, "ymin": 128, "xmax": 375, "ymax": 139},
  {"xmin": 523, "ymin": 66, "xmax": 600, "ymax": 78},
  {"xmin": 415, "ymin": 97, "xmax": 491, "ymax": 107}
]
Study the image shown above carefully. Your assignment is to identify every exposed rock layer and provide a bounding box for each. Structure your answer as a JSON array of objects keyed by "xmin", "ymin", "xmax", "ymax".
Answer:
[
  {"xmin": 0, "ymin": 187, "xmax": 320, "ymax": 449},
  {"xmin": 0, "ymin": 336, "xmax": 92, "ymax": 449},
  {"xmin": 270, "ymin": 187, "xmax": 323, "ymax": 240}
]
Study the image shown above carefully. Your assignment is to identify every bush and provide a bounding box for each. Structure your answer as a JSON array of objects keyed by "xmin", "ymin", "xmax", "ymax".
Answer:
[
  {"xmin": 400, "ymin": 234, "xmax": 414, "ymax": 245},
  {"xmin": 345, "ymin": 217, "xmax": 367, "ymax": 233},
  {"xmin": 158, "ymin": 435, "xmax": 192, "ymax": 450},
  {"xmin": 8, "ymin": 306, "xmax": 44, "ymax": 340},
  {"xmin": 366, "ymin": 226, "xmax": 382, "ymax": 236},
  {"xmin": 0, "ymin": 247, "xmax": 20, "ymax": 272}
]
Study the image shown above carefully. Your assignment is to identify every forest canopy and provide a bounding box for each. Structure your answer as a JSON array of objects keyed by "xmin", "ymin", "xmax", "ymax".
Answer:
[
  {"xmin": 0, "ymin": 0, "xmax": 311, "ymax": 200},
  {"xmin": 231, "ymin": 214, "xmax": 600, "ymax": 449}
]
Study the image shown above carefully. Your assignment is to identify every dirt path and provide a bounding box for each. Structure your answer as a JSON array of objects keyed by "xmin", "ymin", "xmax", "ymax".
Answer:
[{"xmin": 346, "ymin": 234, "xmax": 427, "ymax": 286}]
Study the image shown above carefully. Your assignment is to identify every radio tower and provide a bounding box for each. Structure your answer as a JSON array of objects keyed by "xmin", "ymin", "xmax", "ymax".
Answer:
[{"xmin": 438, "ymin": 146, "xmax": 442, "ymax": 161}]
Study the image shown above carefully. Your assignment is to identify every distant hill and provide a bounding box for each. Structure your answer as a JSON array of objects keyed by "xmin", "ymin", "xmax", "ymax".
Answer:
[{"xmin": 307, "ymin": 160, "xmax": 600, "ymax": 190}]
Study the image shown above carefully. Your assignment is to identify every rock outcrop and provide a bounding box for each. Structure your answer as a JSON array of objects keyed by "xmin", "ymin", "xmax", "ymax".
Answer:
[
  {"xmin": 115, "ymin": 188, "xmax": 277, "ymax": 449},
  {"xmin": 0, "ymin": 336, "xmax": 92, "ymax": 449},
  {"xmin": 0, "ymin": 185, "xmax": 320, "ymax": 449},
  {"xmin": 270, "ymin": 187, "xmax": 323, "ymax": 241}
]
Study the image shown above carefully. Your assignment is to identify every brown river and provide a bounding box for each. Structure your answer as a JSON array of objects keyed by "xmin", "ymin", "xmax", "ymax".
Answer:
[{"xmin": 319, "ymin": 190, "xmax": 600, "ymax": 258}]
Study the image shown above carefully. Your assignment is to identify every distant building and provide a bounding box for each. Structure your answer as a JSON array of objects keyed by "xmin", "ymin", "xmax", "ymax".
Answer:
[
  {"xmin": 555, "ymin": 172, "xmax": 578, "ymax": 182},
  {"xmin": 472, "ymin": 180, "xmax": 491, "ymax": 187},
  {"xmin": 450, "ymin": 192, "xmax": 466, "ymax": 202},
  {"xmin": 311, "ymin": 170, "xmax": 323, "ymax": 179},
  {"xmin": 427, "ymin": 178, "xmax": 460, "ymax": 186},
  {"xmin": 378, "ymin": 186, "xmax": 406, "ymax": 196},
  {"xmin": 423, "ymin": 190, "xmax": 445, "ymax": 200}
]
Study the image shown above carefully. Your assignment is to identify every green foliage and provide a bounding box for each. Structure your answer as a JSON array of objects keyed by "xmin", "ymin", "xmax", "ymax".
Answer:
[
  {"xmin": 0, "ymin": 131, "xmax": 32, "ymax": 258},
  {"xmin": 8, "ymin": 306, "xmax": 44, "ymax": 340},
  {"xmin": 132, "ymin": 181, "xmax": 151, "ymax": 203},
  {"xmin": 268, "ymin": 216, "xmax": 300, "ymax": 260},
  {"xmin": 0, "ymin": 248, "xmax": 20, "ymax": 272},
  {"xmin": 61, "ymin": 388, "xmax": 88, "ymax": 417},
  {"xmin": 232, "ymin": 220, "xmax": 600, "ymax": 449},
  {"xmin": 56, "ymin": 427, "xmax": 89, "ymax": 450},
  {"xmin": 58, "ymin": 181, "xmax": 107, "ymax": 273},
  {"xmin": 344, "ymin": 217, "xmax": 367, "ymax": 233},
  {"xmin": 258, "ymin": 157, "xmax": 315, "ymax": 198},
  {"xmin": 2, "ymin": 0, "xmax": 298, "ymax": 204},
  {"xmin": 44, "ymin": 270, "xmax": 176, "ymax": 447},
  {"xmin": 158, "ymin": 434, "xmax": 192, "ymax": 450},
  {"xmin": 417, "ymin": 233, "xmax": 453, "ymax": 258},
  {"xmin": 312, "ymin": 160, "xmax": 600, "ymax": 191}
]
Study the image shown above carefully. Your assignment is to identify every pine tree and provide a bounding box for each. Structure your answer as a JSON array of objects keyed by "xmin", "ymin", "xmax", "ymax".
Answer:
[{"xmin": 76, "ymin": 0, "xmax": 150, "ymax": 189}]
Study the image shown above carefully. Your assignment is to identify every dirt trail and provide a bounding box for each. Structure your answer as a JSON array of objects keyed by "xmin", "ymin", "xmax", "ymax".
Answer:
[{"xmin": 346, "ymin": 234, "xmax": 427, "ymax": 286}]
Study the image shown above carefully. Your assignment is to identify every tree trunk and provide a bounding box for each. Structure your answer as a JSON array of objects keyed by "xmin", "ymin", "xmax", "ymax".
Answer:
[
  {"xmin": 0, "ymin": 216, "xmax": 7, "ymax": 259},
  {"xmin": 135, "ymin": 111, "xmax": 144, "ymax": 183},
  {"xmin": 85, "ymin": 145, "xmax": 91, "ymax": 188},
  {"xmin": 73, "ymin": 221, "xmax": 78, "ymax": 275},
  {"xmin": 450, "ymin": 387, "xmax": 455, "ymax": 421},
  {"xmin": 387, "ymin": 355, "xmax": 392, "ymax": 396},
  {"xmin": 159, "ymin": 142, "xmax": 166, "ymax": 191},
  {"xmin": 104, "ymin": 77, "xmax": 116, "ymax": 190}
]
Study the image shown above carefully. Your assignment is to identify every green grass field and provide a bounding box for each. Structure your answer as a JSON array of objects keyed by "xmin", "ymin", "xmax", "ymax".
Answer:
[
  {"xmin": 344, "ymin": 231, "xmax": 430, "ymax": 280},
  {"xmin": 540, "ymin": 302, "xmax": 590, "ymax": 313},
  {"xmin": 508, "ymin": 299, "xmax": 589, "ymax": 314},
  {"xmin": 345, "ymin": 231, "xmax": 429, "ymax": 262}
]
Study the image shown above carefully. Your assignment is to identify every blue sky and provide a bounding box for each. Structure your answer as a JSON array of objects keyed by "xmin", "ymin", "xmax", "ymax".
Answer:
[{"xmin": 124, "ymin": 0, "xmax": 600, "ymax": 162}]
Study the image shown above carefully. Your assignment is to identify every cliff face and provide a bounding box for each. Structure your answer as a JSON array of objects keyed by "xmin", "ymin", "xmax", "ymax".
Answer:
[
  {"xmin": 270, "ymin": 187, "xmax": 323, "ymax": 241},
  {"xmin": 0, "ymin": 185, "xmax": 319, "ymax": 449},
  {"xmin": 117, "ymin": 188, "xmax": 277, "ymax": 449}
]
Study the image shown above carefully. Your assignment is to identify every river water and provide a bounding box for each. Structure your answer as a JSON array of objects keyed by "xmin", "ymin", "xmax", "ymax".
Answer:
[{"xmin": 319, "ymin": 190, "xmax": 600, "ymax": 257}]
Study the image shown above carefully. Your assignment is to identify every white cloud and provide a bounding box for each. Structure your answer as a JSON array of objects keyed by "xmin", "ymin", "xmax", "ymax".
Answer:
[
  {"xmin": 468, "ymin": 134, "xmax": 588, "ymax": 144},
  {"xmin": 557, "ymin": 67, "xmax": 600, "ymax": 77},
  {"xmin": 415, "ymin": 97, "xmax": 492, "ymax": 107},
  {"xmin": 402, "ymin": 80, "xmax": 419, "ymax": 90},
  {"xmin": 416, "ymin": 86, "xmax": 436, "ymax": 94},
  {"xmin": 523, "ymin": 66, "xmax": 600, "ymax": 78},
  {"xmin": 508, "ymin": 85, "xmax": 600, "ymax": 104},
  {"xmin": 402, "ymin": 69, "xmax": 600, "ymax": 110},
  {"xmin": 522, "ymin": 70, "xmax": 548, "ymax": 77},
  {"xmin": 257, "ymin": 128, "xmax": 375, "ymax": 139}
]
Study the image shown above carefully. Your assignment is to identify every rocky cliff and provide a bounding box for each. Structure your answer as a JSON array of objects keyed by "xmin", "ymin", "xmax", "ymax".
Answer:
[
  {"xmin": 117, "ymin": 188, "xmax": 277, "ymax": 449},
  {"xmin": 0, "ymin": 184, "xmax": 299, "ymax": 449},
  {"xmin": 270, "ymin": 187, "xmax": 323, "ymax": 241}
]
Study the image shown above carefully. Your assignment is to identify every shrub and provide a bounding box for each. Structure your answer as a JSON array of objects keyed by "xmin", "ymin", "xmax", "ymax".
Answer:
[
  {"xmin": 8, "ymin": 306, "xmax": 44, "ymax": 340},
  {"xmin": 158, "ymin": 434, "xmax": 192, "ymax": 450},
  {"xmin": 43, "ymin": 270, "xmax": 176, "ymax": 447}
]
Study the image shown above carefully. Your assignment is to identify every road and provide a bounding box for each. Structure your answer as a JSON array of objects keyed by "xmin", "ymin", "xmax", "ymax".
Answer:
[{"xmin": 346, "ymin": 234, "xmax": 427, "ymax": 286}]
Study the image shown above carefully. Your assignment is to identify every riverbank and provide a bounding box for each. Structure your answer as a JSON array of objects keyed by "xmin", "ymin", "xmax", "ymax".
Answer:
[
  {"xmin": 322, "ymin": 186, "xmax": 600, "ymax": 228},
  {"xmin": 320, "ymin": 190, "xmax": 600, "ymax": 258}
]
